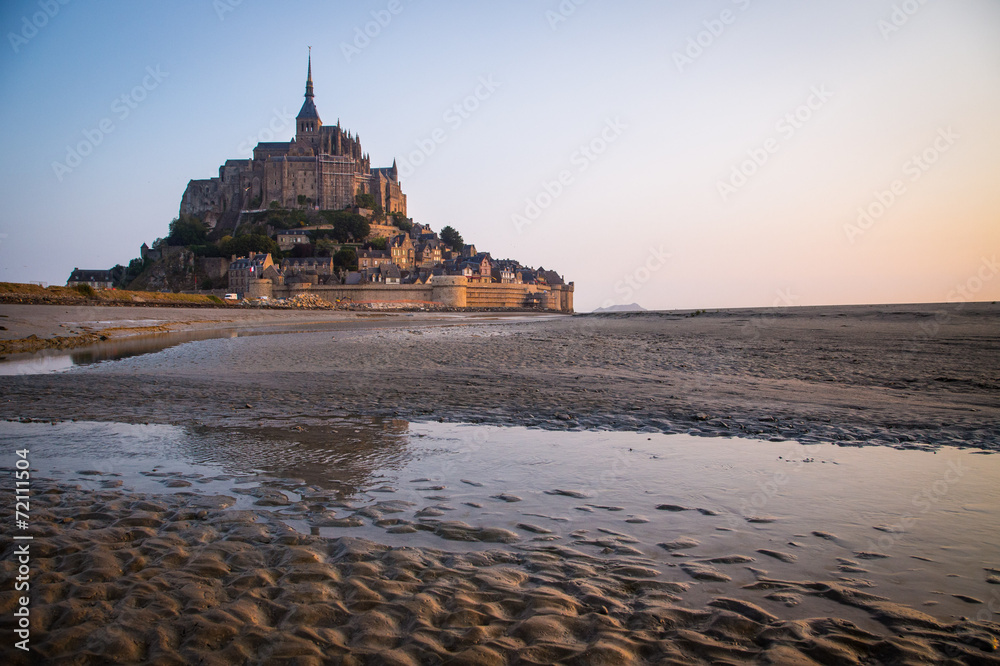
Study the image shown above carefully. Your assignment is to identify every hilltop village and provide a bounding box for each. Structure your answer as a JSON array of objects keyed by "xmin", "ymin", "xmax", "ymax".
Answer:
[{"xmin": 66, "ymin": 54, "xmax": 573, "ymax": 312}]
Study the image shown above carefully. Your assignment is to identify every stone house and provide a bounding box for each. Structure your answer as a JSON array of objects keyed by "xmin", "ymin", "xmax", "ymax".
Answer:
[
  {"xmin": 357, "ymin": 249, "xmax": 391, "ymax": 270},
  {"xmin": 282, "ymin": 256, "xmax": 334, "ymax": 280},
  {"xmin": 67, "ymin": 269, "xmax": 115, "ymax": 289},
  {"xmin": 276, "ymin": 229, "xmax": 310, "ymax": 251},
  {"xmin": 229, "ymin": 252, "xmax": 279, "ymax": 295},
  {"xmin": 359, "ymin": 264, "xmax": 401, "ymax": 284},
  {"xmin": 388, "ymin": 234, "xmax": 415, "ymax": 271},
  {"xmin": 493, "ymin": 260, "xmax": 517, "ymax": 284},
  {"xmin": 416, "ymin": 238, "xmax": 443, "ymax": 269}
]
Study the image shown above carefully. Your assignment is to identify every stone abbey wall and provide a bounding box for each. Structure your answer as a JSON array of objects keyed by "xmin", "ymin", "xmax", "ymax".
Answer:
[{"xmin": 246, "ymin": 277, "xmax": 574, "ymax": 312}]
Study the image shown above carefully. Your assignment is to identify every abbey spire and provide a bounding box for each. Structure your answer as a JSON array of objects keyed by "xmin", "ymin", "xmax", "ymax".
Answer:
[{"xmin": 296, "ymin": 48, "xmax": 320, "ymax": 124}]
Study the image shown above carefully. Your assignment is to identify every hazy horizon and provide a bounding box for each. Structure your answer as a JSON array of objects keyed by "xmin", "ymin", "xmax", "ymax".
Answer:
[{"xmin": 1, "ymin": 0, "xmax": 998, "ymax": 312}]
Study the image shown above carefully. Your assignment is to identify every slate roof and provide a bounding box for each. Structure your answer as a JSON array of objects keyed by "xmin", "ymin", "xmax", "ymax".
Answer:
[{"xmin": 68, "ymin": 269, "xmax": 113, "ymax": 283}]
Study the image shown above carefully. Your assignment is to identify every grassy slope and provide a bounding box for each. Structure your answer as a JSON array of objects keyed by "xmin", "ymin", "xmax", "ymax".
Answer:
[{"xmin": 0, "ymin": 282, "xmax": 227, "ymax": 307}]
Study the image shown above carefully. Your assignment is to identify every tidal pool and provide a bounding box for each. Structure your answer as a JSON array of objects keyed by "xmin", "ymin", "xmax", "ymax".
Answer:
[{"xmin": 2, "ymin": 418, "xmax": 998, "ymax": 626}]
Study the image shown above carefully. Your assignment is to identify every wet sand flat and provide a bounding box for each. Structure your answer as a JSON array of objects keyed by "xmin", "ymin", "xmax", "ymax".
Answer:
[
  {"xmin": 1, "ymin": 302, "xmax": 998, "ymax": 663},
  {"xmin": 1, "ymin": 420, "xmax": 999, "ymax": 664},
  {"xmin": 1, "ymin": 302, "xmax": 997, "ymax": 448}
]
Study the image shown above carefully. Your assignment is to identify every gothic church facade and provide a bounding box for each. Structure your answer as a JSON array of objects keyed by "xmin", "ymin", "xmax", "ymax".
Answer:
[{"xmin": 180, "ymin": 53, "xmax": 406, "ymax": 229}]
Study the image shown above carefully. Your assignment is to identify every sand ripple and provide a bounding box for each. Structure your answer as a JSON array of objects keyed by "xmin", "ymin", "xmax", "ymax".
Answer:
[{"xmin": 1, "ymin": 481, "xmax": 998, "ymax": 665}]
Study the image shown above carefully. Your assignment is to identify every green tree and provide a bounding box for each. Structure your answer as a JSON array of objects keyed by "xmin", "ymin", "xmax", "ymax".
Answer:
[
  {"xmin": 166, "ymin": 215, "xmax": 208, "ymax": 246},
  {"xmin": 318, "ymin": 210, "xmax": 370, "ymax": 243},
  {"xmin": 440, "ymin": 225, "xmax": 463, "ymax": 251},
  {"xmin": 315, "ymin": 238, "xmax": 339, "ymax": 257},
  {"xmin": 289, "ymin": 243, "xmax": 315, "ymax": 258},
  {"xmin": 333, "ymin": 248, "xmax": 358, "ymax": 272},
  {"xmin": 355, "ymin": 193, "xmax": 376, "ymax": 209},
  {"xmin": 222, "ymin": 234, "xmax": 279, "ymax": 257},
  {"xmin": 392, "ymin": 214, "xmax": 413, "ymax": 233},
  {"xmin": 366, "ymin": 237, "xmax": 387, "ymax": 251}
]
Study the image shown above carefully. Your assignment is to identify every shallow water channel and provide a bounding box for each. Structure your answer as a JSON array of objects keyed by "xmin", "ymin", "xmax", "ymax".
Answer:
[{"xmin": 3, "ymin": 418, "xmax": 998, "ymax": 627}]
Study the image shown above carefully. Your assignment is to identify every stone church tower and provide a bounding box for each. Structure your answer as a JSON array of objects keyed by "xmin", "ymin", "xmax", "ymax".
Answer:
[
  {"xmin": 180, "ymin": 50, "xmax": 407, "ymax": 229},
  {"xmin": 291, "ymin": 50, "xmax": 322, "ymax": 156}
]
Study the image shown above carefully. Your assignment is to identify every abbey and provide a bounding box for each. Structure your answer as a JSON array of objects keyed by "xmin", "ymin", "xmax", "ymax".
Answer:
[{"xmin": 180, "ymin": 52, "xmax": 406, "ymax": 229}]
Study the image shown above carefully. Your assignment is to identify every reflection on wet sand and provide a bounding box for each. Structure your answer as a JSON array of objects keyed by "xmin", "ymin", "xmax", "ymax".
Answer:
[
  {"xmin": 0, "ymin": 329, "xmax": 241, "ymax": 375},
  {"xmin": 2, "ymin": 418, "xmax": 1000, "ymax": 663},
  {"xmin": 186, "ymin": 419, "xmax": 412, "ymax": 495}
]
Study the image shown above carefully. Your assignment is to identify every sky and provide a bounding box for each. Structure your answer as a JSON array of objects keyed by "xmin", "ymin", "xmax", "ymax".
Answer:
[{"xmin": 1, "ymin": 0, "xmax": 998, "ymax": 312}]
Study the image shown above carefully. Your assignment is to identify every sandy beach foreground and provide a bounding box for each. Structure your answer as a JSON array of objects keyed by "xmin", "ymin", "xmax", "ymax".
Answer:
[
  {"xmin": 1, "ymin": 301, "xmax": 998, "ymax": 664},
  {"xmin": 2, "ymin": 477, "xmax": 998, "ymax": 665}
]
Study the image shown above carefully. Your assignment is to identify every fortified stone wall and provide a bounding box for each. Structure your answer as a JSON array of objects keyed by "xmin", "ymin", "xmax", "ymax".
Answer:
[
  {"xmin": 466, "ymin": 283, "xmax": 540, "ymax": 309},
  {"xmin": 279, "ymin": 283, "xmax": 436, "ymax": 305},
  {"xmin": 253, "ymin": 278, "xmax": 574, "ymax": 312}
]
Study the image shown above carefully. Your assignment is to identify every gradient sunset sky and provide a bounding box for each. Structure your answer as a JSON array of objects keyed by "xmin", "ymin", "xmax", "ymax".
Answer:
[{"xmin": 1, "ymin": 0, "xmax": 998, "ymax": 311}]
